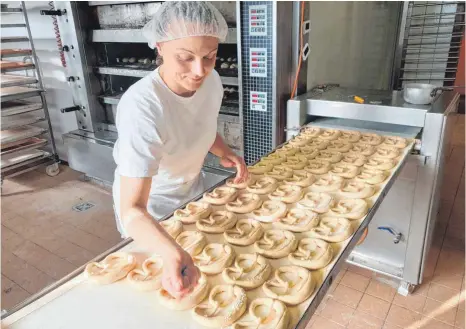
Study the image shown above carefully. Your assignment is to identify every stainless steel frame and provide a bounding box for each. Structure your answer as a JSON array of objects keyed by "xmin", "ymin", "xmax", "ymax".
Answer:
[{"xmin": 286, "ymin": 86, "xmax": 459, "ymax": 294}]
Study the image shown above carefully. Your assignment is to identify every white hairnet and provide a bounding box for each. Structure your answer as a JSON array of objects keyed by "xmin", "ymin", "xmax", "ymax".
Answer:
[{"xmin": 142, "ymin": 1, "xmax": 228, "ymax": 49}]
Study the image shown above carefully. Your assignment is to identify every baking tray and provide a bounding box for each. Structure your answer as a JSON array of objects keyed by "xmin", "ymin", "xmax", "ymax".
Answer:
[
  {"xmin": 1, "ymin": 74, "xmax": 37, "ymax": 87},
  {"xmin": 1, "ymin": 113, "xmax": 45, "ymax": 130},
  {"xmin": 1, "ymin": 100, "xmax": 43, "ymax": 116},
  {"xmin": 1, "ymin": 126, "xmax": 46, "ymax": 146},
  {"xmin": 0, "ymin": 149, "xmax": 46, "ymax": 169},
  {"xmin": 0, "ymin": 137, "xmax": 47, "ymax": 156},
  {"xmin": 0, "ymin": 49, "xmax": 32, "ymax": 58},
  {"xmin": 0, "ymin": 86, "xmax": 42, "ymax": 102},
  {"xmin": 2, "ymin": 127, "xmax": 414, "ymax": 329}
]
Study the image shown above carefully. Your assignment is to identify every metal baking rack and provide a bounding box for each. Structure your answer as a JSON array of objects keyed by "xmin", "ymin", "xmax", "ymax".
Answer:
[{"xmin": 0, "ymin": 1, "xmax": 60, "ymax": 181}]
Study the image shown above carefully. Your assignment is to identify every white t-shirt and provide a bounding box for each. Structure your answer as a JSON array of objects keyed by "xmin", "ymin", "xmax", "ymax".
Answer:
[{"xmin": 112, "ymin": 68, "xmax": 223, "ymax": 236}]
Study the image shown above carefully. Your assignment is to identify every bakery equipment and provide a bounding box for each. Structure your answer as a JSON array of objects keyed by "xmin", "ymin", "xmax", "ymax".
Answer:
[
  {"xmin": 50, "ymin": 1, "xmax": 307, "ymax": 184},
  {"xmin": 403, "ymin": 83, "xmax": 455, "ymax": 105},
  {"xmin": 287, "ymin": 84, "xmax": 460, "ymax": 294},
  {"xmin": 0, "ymin": 2, "xmax": 60, "ymax": 180}
]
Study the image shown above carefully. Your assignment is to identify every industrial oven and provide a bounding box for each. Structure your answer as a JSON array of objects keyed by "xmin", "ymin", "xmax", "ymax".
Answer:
[
  {"xmin": 286, "ymin": 85, "xmax": 459, "ymax": 294},
  {"xmin": 51, "ymin": 0, "xmax": 308, "ymax": 184}
]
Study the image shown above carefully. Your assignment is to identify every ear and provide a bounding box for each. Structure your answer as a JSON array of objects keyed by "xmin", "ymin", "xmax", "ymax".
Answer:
[{"xmin": 155, "ymin": 43, "xmax": 163, "ymax": 56}]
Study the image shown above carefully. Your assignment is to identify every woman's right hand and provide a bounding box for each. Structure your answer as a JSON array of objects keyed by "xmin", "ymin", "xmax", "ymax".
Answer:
[{"xmin": 161, "ymin": 245, "xmax": 200, "ymax": 299}]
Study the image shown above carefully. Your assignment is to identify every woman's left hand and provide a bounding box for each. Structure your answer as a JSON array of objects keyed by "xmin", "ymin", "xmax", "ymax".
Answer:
[{"xmin": 220, "ymin": 153, "xmax": 248, "ymax": 184}]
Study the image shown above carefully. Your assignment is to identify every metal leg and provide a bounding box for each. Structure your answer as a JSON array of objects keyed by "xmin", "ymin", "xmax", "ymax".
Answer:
[
  {"xmin": 46, "ymin": 162, "xmax": 60, "ymax": 177},
  {"xmin": 398, "ymin": 281, "xmax": 416, "ymax": 296}
]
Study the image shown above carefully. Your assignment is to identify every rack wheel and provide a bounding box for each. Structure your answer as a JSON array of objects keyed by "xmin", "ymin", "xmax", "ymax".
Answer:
[{"xmin": 46, "ymin": 163, "xmax": 60, "ymax": 177}]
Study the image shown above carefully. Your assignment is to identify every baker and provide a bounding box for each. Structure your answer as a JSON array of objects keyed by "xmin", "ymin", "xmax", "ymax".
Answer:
[{"xmin": 112, "ymin": 2, "xmax": 248, "ymax": 300}]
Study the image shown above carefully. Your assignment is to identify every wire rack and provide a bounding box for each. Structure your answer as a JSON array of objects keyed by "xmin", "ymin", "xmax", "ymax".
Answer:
[{"xmin": 395, "ymin": 1, "xmax": 465, "ymax": 88}]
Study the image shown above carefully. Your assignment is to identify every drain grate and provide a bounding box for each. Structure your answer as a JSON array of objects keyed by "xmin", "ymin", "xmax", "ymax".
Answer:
[{"xmin": 72, "ymin": 202, "xmax": 96, "ymax": 212}]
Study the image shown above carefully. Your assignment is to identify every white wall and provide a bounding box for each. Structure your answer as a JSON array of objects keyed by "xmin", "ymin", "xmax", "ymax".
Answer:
[{"xmin": 2, "ymin": 1, "xmax": 77, "ymax": 161}]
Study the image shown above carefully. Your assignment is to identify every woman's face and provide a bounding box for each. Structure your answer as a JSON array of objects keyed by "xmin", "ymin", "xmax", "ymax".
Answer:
[{"xmin": 157, "ymin": 36, "xmax": 219, "ymax": 93}]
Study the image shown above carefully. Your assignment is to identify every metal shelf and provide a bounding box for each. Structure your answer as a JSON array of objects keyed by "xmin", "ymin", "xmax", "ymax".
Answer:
[
  {"xmin": 92, "ymin": 28, "xmax": 237, "ymax": 44},
  {"xmin": 1, "ymin": 23, "xmax": 26, "ymax": 28},
  {"xmin": 1, "ymin": 155, "xmax": 55, "ymax": 179},
  {"xmin": 1, "ymin": 115, "xmax": 45, "ymax": 130},
  {"xmin": 1, "ymin": 125, "xmax": 47, "ymax": 146},
  {"xmin": 1, "ymin": 74, "xmax": 37, "ymax": 88},
  {"xmin": 1, "ymin": 64, "xmax": 35, "ymax": 73},
  {"xmin": 0, "ymin": 137, "xmax": 47, "ymax": 156},
  {"xmin": 1, "ymin": 48, "xmax": 32, "ymax": 58},
  {"xmin": 99, "ymin": 93, "xmax": 123, "ymax": 105},
  {"xmin": 1, "ymin": 150, "xmax": 50, "ymax": 171},
  {"xmin": 0, "ymin": 7, "xmax": 23, "ymax": 13},
  {"xmin": 0, "ymin": 86, "xmax": 42, "ymax": 102},
  {"xmin": 1, "ymin": 36, "xmax": 29, "ymax": 43},
  {"xmin": 96, "ymin": 66, "xmax": 239, "ymax": 87},
  {"xmin": 1, "ymin": 100, "xmax": 43, "ymax": 116}
]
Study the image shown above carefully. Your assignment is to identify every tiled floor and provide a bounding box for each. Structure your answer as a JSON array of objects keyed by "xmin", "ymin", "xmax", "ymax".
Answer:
[
  {"xmin": 1, "ymin": 166, "xmax": 122, "ymax": 311},
  {"xmin": 308, "ymin": 114, "xmax": 465, "ymax": 329},
  {"xmin": 0, "ymin": 115, "xmax": 464, "ymax": 328}
]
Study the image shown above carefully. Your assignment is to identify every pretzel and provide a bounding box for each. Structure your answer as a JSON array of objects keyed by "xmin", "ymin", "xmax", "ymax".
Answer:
[
  {"xmin": 329, "ymin": 163, "xmax": 360, "ymax": 179},
  {"xmin": 158, "ymin": 272, "xmax": 208, "ymax": 311},
  {"xmin": 382, "ymin": 136, "xmax": 407, "ymax": 149},
  {"xmin": 175, "ymin": 231, "xmax": 207, "ymax": 256},
  {"xmin": 203, "ymin": 186, "xmax": 238, "ymax": 205},
  {"xmin": 248, "ymin": 162, "xmax": 274, "ymax": 175},
  {"xmin": 264, "ymin": 165, "xmax": 294, "ymax": 181},
  {"xmin": 174, "ymin": 201, "xmax": 211, "ymax": 224},
  {"xmin": 127, "ymin": 255, "xmax": 163, "ymax": 291},
  {"xmin": 282, "ymin": 170, "xmax": 315, "ymax": 187},
  {"xmin": 340, "ymin": 153, "xmax": 367, "ymax": 167},
  {"xmin": 364, "ymin": 157, "xmax": 397, "ymax": 170},
  {"xmin": 326, "ymin": 140, "xmax": 353, "ymax": 153},
  {"xmin": 84, "ymin": 252, "xmax": 137, "ymax": 285},
  {"xmin": 246, "ymin": 176, "xmax": 278, "ymax": 194},
  {"xmin": 359, "ymin": 133, "xmax": 383, "ymax": 146},
  {"xmin": 288, "ymin": 238, "xmax": 333, "ymax": 270},
  {"xmin": 193, "ymin": 243, "xmax": 235, "ymax": 275},
  {"xmin": 196, "ymin": 210, "xmax": 237, "ymax": 233},
  {"xmin": 254, "ymin": 229, "xmax": 297, "ymax": 259},
  {"xmin": 160, "ymin": 219, "xmax": 183, "ymax": 238},
  {"xmin": 298, "ymin": 192, "xmax": 334, "ymax": 213},
  {"xmin": 232, "ymin": 298, "xmax": 289, "ymax": 329},
  {"xmin": 309, "ymin": 174, "xmax": 344, "ymax": 192},
  {"xmin": 336, "ymin": 130, "xmax": 361, "ymax": 143},
  {"xmin": 339, "ymin": 180, "xmax": 375, "ymax": 199},
  {"xmin": 309, "ymin": 217, "xmax": 353, "ymax": 242},
  {"xmin": 327, "ymin": 199, "xmax": 368, "ymax": 220},
  {"xmin": 315, "ymin": 150, "xmax": 343, "ymax": 163},
  {"xmin": 268, "ymin": 184, "xmax": 303, "ymax": 204},
  {"xmin": 226, "ymin": 193, "xmax": 262, "ymax": 214},
  {"xmin": 222, "ymin": 253, "xmax": 272, "ymax": 289},
  {"xmin": 304, "ymin": 159, "xmax": 331, "ymax": 175},
  {"xmin": 275, "ymin": 208, "xmax": 319, "ymax": 232},
  {"xmin": 224, "ymin": 219, "xmax": 264, "ymax": 246},
  {"xmin": 317, "ymin": 129, "xmax": 341, "ymax": 141},
  {"xmin": 252, "ymin": 200, "xmax": 288, "ymax": 223},
  {"xmin": 355, "ymin": 168, "xmax": 388, "ymax": 185}
]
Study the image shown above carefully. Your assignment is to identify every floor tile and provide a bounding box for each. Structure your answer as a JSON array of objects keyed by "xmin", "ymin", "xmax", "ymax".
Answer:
[
  {"xmin": 366, "ymin": 279, "xmax": 397, "ymax": 302},
  {"xmin": 358, "ymin": 294, "xmax": 391, "ymax": 320},
  {"xmin": 455, "ymin": 309, "xmax": 465, "ymax": 329},
  {"xmin": 340, "ymin": 271, "xmax": 371, "ymax": 292},
  {"xmin": 428, "ymin": 283, "xmax": 462, "ymax": 305},
  {"xmin": 331, "ymin": 284, "xmax": 363, "ymax": 309},
  {"xmin": 385, "ymin": 304, "xmax": 422, "ymax": 328},
  {"xmin": 320, "ymin": 299, "xmax": 355, "ymax": 327},
  {"xmin": 310, "ymin": 315, "xmax": 344, "ymax": 329},
  {"xmin": 347, "ymin": 309, "xmax": 384, "ymax": 329},
  {"xmin": 393, "ymin": 292, "xmax": 428, "ymax": 313},
  {"xmin": 423, "ymin": 298, "xmax": 458, "ymax": 326},
  {"xmin": 419, "ymin": 317, "xmax": 456, "ymax": 329}
]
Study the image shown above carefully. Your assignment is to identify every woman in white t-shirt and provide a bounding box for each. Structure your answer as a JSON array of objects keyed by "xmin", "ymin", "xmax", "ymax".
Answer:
[{"xmin": 112, "ymin": 2, "xmax": 248, "ymax": 299}]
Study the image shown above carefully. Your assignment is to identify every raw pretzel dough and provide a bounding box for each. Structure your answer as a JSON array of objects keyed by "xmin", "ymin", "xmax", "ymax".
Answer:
[
  {"xmin": 261, "ymin": 153, "xmax": 286, "ymax": 165},
  {"xmin": 364, "ymin": 157, "xmax": 396, "ymax": 170},
  {"xmin": 248, "ymin": 162, "xmax": 274, "ymax": 175},
  {"xmin": 232, "ymin": 298, "xmax": 289, "ymax": 329},
  {"xmin": 310, "ymin": 174, "xmax": 344, "ymax": 192},
  {"xmin": 176, "ymin": 231, "xmax": 207, "ymax": 256},
  {"xmin": 196, "ymin": 210, "xmax": 237, "ymax": 233},
  {"xmin": 329, "ymin": 163, "xmax": 360, "ymax": 179},
  {"xmin": 224, "ymin": 219, "xmax": 264, "ymax": 246},
  {"xmin": 262, "ymin": 266, "xmax": 315, "ymax": 305},
  {"xmin": 85, "ymin": 252, "xmax": 137, "ymax": 285},
  {"xmin": 339, "ymin": 180, "xmax": 375, "ymax": 199},
  {"xmin": 275, "ymin": 208, "xmax": 319, "ymax": 232},
  {"xmin": 127, "ymin": 255, "xmax": 163, "ymax": 291},
  {"xmin": 355, "ymin": 168, "xmax": 388, "ymax": 185},
  {"xmin": 283, "ymin": 170, "xmax": 315, "ymax": 187},
  {"xmin": 298, "ymin": 146, "xmax": 319, "ymax": 160},
  {"xmin": 252, "ymin": 200, "xmax": 288, "ymax": 222},
  {"xmin": 158, "ymin": 272, "xmax": 208, "ymax": 310},
  {"xmin": 288, "ymin": 134, "xmax": 312, "ymax": 147},
  {"xmin": 382, "ymin": 136, "xmax": 407, "ymax": 149},
  {"xmin": 310, "ymin": 217, "xmax": 353, "ymax": 242},
  {"xmin": 226, "ymin": 176, "xmax": 253, "ymax": 189},
  {"xmin": 288, "ymin": 238, "xmax": 333, "ymax": 270},
  {"xmin": 372, "ymin": 145, "xmax": 400, "ymax": 159},
  {"xmin": 274, "ymin": 144, "xmax": 299, "ymax": 157},
  {"xmin": 281, "ymin": 155, "xmax": 307, "ymax": 170},
  {"xmin": 350, "ymin": 143, "xmax": 376, "ymax": 156},
  {"xmin": 226, "ymin": 193, "xmax": 262, "ymax": 214},
  {"xmin": 317, "ymin": 129, "xmax": 341, "ymax": 141},
  {"xmin": 193, "ymin": 243, "xmax": 235, "ymax": 275},
  {"xmin": 174, "ymin": 202, "xmax": 212, "ymax": 224},
  {"xmin": 192, "ymin": 285, "xmax": 247, "ymax": 328},
  {"xmin": 268, "ymin": 184, "xmax": 303, "ymax": 203},
  {"xmin": 328, "ymin": 198, "xmax": 368, "ymax": 220},
  {"xmin": 340, "ymin": 153, "xmax": 367, "ymax": 167},
  {"xmin": 305, "ymin": 159, "xmax": 331, "ymax": 174},
  {"xmin": 359, "ymin": 133, "xmax": 383, "ymax": 145},
  {"xmin": 264, "ymin": 165, "xmax": 294, "ymax": 181},
  {"xmin": 298, "ymin": 192, "xmax": 334, "ymax": 213},
  {"xmin": 315, "ymin": 150, "xmax": 343, "ymax": 163},
  {"xmin": 160, "ymin": 219, "xmax": 183, "ymax": 238},
  {"xmin": 300, "ymin": 126, "xmax": 321, "ymax": 138},
  {"xmin": 222, "ymin": 253, "xmax": 272, "ymax": 289},
  {"xmin": 326, "ymin": 140, "xmax": 353, "ymax": 153},
  {"xmin": 254, "ymin": 229, "xmax": 297, "ymax": 259},
  {"xmin": 203, "ymin": 186, "xmax": 238, "ymax": 205},
  {"xmin": 337, "ymin": 130, "xmax": 361, "ymax": 143},
  {"xmin": 246, "ymin": 176, "xmax": 278, "ymax": 194},
  {"xmin": 306, "ymin": 139, "xmax": 329, "ymax": 150}
]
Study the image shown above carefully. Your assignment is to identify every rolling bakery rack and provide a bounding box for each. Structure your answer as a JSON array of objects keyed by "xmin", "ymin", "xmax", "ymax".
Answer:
[{"xmin": 0, "ymin": 1, "xmax": 60, "ymax": 182}]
